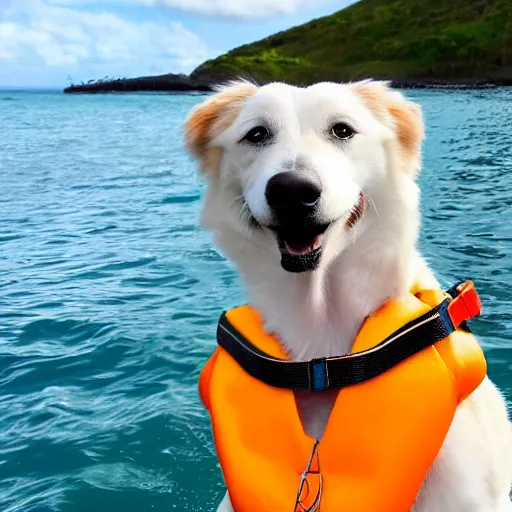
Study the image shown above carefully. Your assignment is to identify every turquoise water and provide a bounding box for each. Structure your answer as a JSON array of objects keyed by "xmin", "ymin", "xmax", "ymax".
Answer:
[{"xmin": 1, "ymin": 89, "xmax": 511, "ymax": 511}]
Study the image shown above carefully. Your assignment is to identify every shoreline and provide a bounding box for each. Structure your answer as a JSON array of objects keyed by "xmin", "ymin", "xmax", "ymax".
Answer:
[
  {"xmin": 63, "ymin": 73, "xmax": 213, "ymax": 94},
  {"xmin": 63, "ymin": 74, "xmax": 512, "ymax": 94}
]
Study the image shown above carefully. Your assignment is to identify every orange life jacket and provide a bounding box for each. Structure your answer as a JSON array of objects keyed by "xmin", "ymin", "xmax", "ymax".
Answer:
[{"xmin": 199, "ymin": 285, "xmax": 487, "ymax": 512}]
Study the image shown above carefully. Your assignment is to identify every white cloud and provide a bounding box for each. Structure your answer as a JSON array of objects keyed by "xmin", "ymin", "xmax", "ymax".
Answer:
[
  {"xmin": 44, "ymin": 0, "xmax": 320, "ymax": 20},
  {"xmin": 0, "ymin": 0, "xmax": 211, "ymax": 86},
  {"xmin": 140, "ymin": 0, "xmax": 319, "ymax": 19}
]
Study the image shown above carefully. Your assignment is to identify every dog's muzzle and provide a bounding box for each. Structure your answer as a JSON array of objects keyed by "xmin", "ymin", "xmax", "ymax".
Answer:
[
  {"xmin": 264, "ymin": 172, "xmax": 327, "ymax": 273},
  {"xmin": 263, "ymin": 173, "xmax": 365, "ymax": 273}
]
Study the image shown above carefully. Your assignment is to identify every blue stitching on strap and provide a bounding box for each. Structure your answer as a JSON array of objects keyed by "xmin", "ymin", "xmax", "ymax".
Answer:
[{"xmin": 439, "ymin": 300, "xmax": 455, "ymax": 333}]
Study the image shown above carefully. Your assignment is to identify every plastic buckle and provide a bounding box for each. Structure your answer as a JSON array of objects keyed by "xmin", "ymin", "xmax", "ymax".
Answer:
[
  {"xmin": 447, "ymin": 281, "xmax": 482, "ymax": 329},
  {"xmin": 308, "ymin": 359, "xmax": 329, "ymax": 392}
]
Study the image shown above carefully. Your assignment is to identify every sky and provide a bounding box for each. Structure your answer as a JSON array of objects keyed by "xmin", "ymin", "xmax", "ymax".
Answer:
[{"xmin": 0, "ymin": 0, "xmax": 354, "ymax": 88}]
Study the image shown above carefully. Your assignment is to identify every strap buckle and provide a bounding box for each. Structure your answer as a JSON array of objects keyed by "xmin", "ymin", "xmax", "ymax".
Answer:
[
  {"xmin": 447, "ymin": 281, "xmax": 482, "ymax": 329},
  {"xmin": 308, "ymin": 359, "xmax": 329, "ymax": 392}
]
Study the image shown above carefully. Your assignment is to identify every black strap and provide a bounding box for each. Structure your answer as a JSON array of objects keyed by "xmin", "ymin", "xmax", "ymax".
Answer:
[{"xmin": 217, "ymin": 295, "xmax": 459, "ymax": 392}]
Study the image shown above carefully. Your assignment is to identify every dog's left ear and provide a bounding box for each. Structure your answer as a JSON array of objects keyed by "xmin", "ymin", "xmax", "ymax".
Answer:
[
  {"xmin": 184, "ymin": 80, "xmax": 258, "ymax": 174},
  {"xmin": 386, "ymin": 90, "xmax": 424, "ymax": 174},
  {"xmin": 352, "ymin": 81, "xmax": 424, "ymax": 175}
]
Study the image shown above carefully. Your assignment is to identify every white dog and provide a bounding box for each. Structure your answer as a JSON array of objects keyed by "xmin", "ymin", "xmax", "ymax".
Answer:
[{"xmin": 185, "ymin": 80, "xmax": 512, "ymax": 511}]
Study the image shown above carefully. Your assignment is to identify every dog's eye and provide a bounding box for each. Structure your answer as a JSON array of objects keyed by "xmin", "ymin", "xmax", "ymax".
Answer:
[
  {"xmin": 331, "ymin": 123, "xmax": 355, "ymax": 140},
  {"xmin": 242, "ymin": 126, "xmax": 269, "ymax": 145}
]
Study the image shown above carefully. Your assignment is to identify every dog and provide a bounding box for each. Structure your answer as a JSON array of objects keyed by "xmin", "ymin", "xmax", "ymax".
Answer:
[{"xmin": 184, "ymin": 79, "xmax": 512, "ymax": 511}]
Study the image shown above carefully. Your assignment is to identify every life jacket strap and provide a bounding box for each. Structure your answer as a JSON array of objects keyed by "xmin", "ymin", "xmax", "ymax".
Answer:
[{"xmin": 216, "ymin": 281, "xmax": 482, "ymax": 392}]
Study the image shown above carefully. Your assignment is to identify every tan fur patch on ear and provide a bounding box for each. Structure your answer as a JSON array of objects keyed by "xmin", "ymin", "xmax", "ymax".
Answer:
[
  {"xmin": 184, "ymin": 81, "xmax": 257, "ymax": 173},
  {"xmin": 351, "ymin": 80, "xmax": 390, "ymax": 120},
  {"xmin": 386, "ymin": 95, "xmax": 424, "ymax": 164},
  {"xmin": 352, "ymin": 80, "xmax": 424, "ymax": 174}
]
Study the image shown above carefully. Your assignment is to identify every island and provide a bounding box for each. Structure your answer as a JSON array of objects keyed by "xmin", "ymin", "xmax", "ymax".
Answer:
[{"xmin": 65, "ymin": 0, "xmax": 512, "ymax": 93}]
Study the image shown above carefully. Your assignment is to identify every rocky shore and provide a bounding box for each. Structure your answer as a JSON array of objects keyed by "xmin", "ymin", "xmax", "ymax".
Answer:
[
  {"xmin": 63, "ymin": 73, "xmax": 213, "ymax": 94},
  {"xmin": 64, "ymin": 73, "xmax": 512, "ymax": 94}
]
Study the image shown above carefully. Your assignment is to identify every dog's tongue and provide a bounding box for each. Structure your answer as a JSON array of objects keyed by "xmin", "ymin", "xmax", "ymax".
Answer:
[{"xmin": 284, "ymin": 235, "xmax": 322, "ymax": 256}]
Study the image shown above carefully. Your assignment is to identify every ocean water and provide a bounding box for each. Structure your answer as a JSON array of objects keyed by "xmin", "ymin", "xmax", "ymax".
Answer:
[{"xmin": 1, "ymin": 88, "xmax": 511, "ymax": 511}]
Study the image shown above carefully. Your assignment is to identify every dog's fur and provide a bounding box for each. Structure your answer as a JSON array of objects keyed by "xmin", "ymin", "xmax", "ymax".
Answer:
[{"xmin": 185, "ymin": 80, "xmax": 512, "ymax": 511}]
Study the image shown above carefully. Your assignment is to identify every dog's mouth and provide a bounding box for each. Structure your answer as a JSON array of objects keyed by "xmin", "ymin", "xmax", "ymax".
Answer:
[
  {"xmin": 275, "ymin": 224, "xmax": 329, "ymax": 273},
  {"xmin": 266, "ymin": 193, "xmax": 365, "ymax": 273},
  {"xmin": 281, "ymin": 232, "xmax": 324, "ymax": 256}
]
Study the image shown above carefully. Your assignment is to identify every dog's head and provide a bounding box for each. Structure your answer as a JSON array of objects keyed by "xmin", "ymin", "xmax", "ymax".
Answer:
[{"xmin": 185, "ymin": 80, "xmax": 424, "ymax": 274}]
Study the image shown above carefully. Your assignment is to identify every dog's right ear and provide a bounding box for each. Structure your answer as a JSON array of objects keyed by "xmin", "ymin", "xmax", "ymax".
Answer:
[
  {"xmin": 184, "ymin": 81, "xmax": 257, "ymax": 174},
  {"xmin": 351, "ymin": 80, "xmax": 424, "ymax": 176}
]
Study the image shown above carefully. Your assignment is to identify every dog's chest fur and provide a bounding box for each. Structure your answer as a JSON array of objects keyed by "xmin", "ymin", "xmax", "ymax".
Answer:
[{"xmin": 245, "ymin": 243, "xmax": 420, "ymax": 439}]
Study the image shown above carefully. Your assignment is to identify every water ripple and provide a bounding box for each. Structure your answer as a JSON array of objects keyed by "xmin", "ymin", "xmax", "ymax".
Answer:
[{"xmin": 0, "ymin": 89, "xmax": 510, "ymax": 511}]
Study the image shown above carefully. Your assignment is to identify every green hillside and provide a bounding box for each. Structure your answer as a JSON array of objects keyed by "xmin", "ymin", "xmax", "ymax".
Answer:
[{"xmin": 191, "ymin": 0, "xmax": 512, "ymax": 85}]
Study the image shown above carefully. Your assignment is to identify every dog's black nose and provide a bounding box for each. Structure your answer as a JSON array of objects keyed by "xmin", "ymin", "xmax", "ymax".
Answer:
[{"xmin": 265, "ymin": 172, "xmax": 321, "ymax": 217}]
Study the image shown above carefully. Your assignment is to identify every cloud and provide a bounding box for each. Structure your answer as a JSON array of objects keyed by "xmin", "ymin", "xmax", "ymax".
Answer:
[
  {"xmin": 0, "ymin": 0, "xmax": 211, "ymax": 85},
  {"xmin": 44, "ymin": 0, "xmax": 321, "ymax": 20}
]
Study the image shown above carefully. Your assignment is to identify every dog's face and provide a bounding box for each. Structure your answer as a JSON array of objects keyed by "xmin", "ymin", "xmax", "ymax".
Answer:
[{"xmin": 185, "ymin": 80, "xmax": 423, "ymax": 274}]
